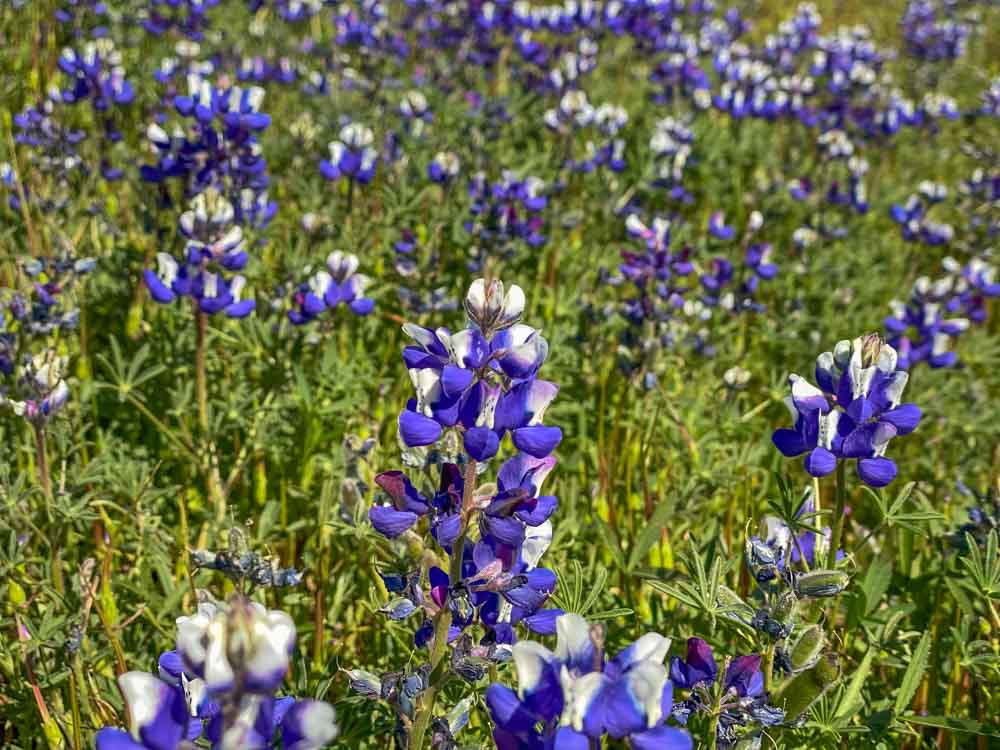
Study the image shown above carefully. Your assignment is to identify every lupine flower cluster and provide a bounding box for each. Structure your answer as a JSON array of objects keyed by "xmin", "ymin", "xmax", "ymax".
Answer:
[
  {"xmin": 669, "ymin": 638, "xmax": 784, "ymax": 749},
  {"xmin": 95, "ymin": 593, "xmax": 337, "ymax": 750},
  {"xmin": 355, "ymin": 279, "xmax": 566, "ymax": 740},
  {"xmin": 900, "ymin": 0, "xmax": 969, "ymax": 62},
  {"xmin": 465, "ymin": 173, "xmax": 548, "ymax": 270},
  {"xmin": 12, "ymin": 98, "xmax": 88, "ymax": 206},
  {"xmin": 603, "ymin": 208, "xmax": 778, "ymax": 384},
  {"xmin": 772, "ymin": 334, "xmax": 921, "ymax": 487},
  {"xmin": 320, "ymin": 122, "xmax": 378, "ymax": 188},
  {"xmin": 287, "ymin": 251, "xmax": 374, "ymax": 325},
  {"xmin": 142, "ymin": 73, "xmax": 275, "ymax": 227},
  {"xmin": 885, "ymin": 256, "xmax": 1000, "ymax": 369},
  {"xmin": 890, "ymin": 181, "xmax": 954, "ymax": 246},
  {"xmin": 543, "ymin": 90, "xmax": 629, "ymax": 173},
  {"xmin": 0, "ymin": 255, "xmax": 95, "ymax": 423},
  {"xmin": 143, "ymin": 0, "xmax": 219, "ymax": 40},
  {"xmin": 487, "ymin": 613, "xmax": 693, "ymax": 750},
  {"xmin": 144, "ymin": 188, "xmax": 256, "ymax": 318}
]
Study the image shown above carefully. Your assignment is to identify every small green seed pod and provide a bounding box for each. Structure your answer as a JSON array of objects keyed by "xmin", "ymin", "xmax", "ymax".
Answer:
[
  {"xmin": 776, "ymin": 653, "xmax": 841, "ymax": 720},
  {"xmin": 788, "ymin": 623, "xmax": 825, "ymax": 673},
  {"xmin": 793, "ymin": 569, "xmax": 849, "ymax": 598}
]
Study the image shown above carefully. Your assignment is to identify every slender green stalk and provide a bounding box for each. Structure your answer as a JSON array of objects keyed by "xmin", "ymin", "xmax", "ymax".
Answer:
[
  {"xmin": 827, "ymin": 460, "xmax": 847, "ymax": 568},
  {"xmin": 34, "ymin": 422, "xmax": 65, "ymax": 597},
  {"xmin": 409, "ymin": 460, "xmax": 477, "ymax": 750},
  {"xmin": 69, "ymin": 656, "xmax": 83, "ymax": 750},
  {"xmin": 195, "ymin": 308, "xmax": 209, "ymax": 433},
  {"xmin": 34, "ymin": 422, "xmax": 52, "ymax": 507},
  {"xmin": 193, "ymin": 307, "xmax": 226, "ymax": 521},
  {"xmin": 763, "ymin": 641, "xmax": 776, "ymax": 693}
]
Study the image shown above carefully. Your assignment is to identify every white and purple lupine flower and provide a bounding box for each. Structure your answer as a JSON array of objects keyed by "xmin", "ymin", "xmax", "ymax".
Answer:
[
  {"xmin": 772, "ymin": 334, "xmax": 921, "ymax": 487},
  {"xmin": 890, "ymin": 184, "xmax": 954, "ymax": 246},
  {"xmin": 97, "ymin": 592, "xmax": 337, "ymax": 750},
  {"xmin": 397, "ymin": 280, "xmax": 554, "ymax": 458},
  {"xmin": 367, "ymin": 278, "xmax": 564, "ymax": 653},
  {"xmin": 399, "ymin": 90, "xmax": 432, "ymax": 136},
  {"xmin": 428, "ymin": 150, "xmax": 460, "ymax": 184},
  {"xmin": 901, "ymin": 0, "xmax": 968, "ymax": 62},
  {"xmin": 486, "ymin": 613, "xmax": 692, "ymax": 749},
  {"xmin": 143, "ymin": 190, "xmax": 256, "ymax": 318},
  {"xmin": 885, "ymin": 274, "xmax": 970, "ymax": 370},
  {"xmin": 141, "ymin": 73, "xmax": 274, "ymax": 224},
  {"xmin": 0, "ymin": 351, "xmax": 70, "ymax": 423},
  {"xmin": 320, "ymin": 123, "xmax": 377, "ymax": 185},
  {"xmin": 58, "ymin": 39, "xmax": 134, "ymax": 111},
  {"xmin": 466, "ymin": 172, "xmax": 548, "ymax": 263},
  {"xmin": 288, "ymin": 251, "xmax": 374, "ymax": 325},
  {"xmin": 175, "ymin": 597, "xmax": 295, "ymax": 694}
]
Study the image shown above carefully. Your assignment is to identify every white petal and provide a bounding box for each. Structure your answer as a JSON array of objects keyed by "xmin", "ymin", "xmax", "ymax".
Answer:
[{"xmin": 511, "ymin": 641, "xmax": 555, "ymax": 697}]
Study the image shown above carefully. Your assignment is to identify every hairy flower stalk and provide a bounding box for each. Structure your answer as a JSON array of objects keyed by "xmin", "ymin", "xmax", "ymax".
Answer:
[{"xmin": 409, "ymin": 458, "xmax": 477, "ymax": 750}]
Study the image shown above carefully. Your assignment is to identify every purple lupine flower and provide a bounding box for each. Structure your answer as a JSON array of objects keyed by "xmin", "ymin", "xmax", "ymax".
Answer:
[
  {"xmin": 708, "ymin": 212, "xmax": 736, "ymax": 240},
  {"xmin": 396, "ymin": 280, "xmax": 553, "ymax": 455},
  {"xmin": 670, "ymin": 638, "xmax": 782, "ymax": 748},
  {"xmin": 466, "ymin": 173, "xmax": 548, "ymax": 269},
  {"xmin": 890, "ymin": 184, "xmax": 954, "ymax": 246},
  {"xmin": 487, "ymin": 613, "xmax": 692, "ymax": 749},
  {"xmin": 0, "ymin": 352, "xmax": 70, "ymax": 423},
  {"xmin": 772, "ymin": 334, "xmax": 921, "ymax": 487},
  {"xmin": 901, "ymin": 0, "xmax": 968, "ymax": 62},
  {"xmin": 365, "ymin": 279, "xmax": 564, "ymax": 653},
  {"xmin": 58, "ymin": 40, "xmax": 133, "ymax": 111},
  {"xmin": 288, "ymin": 251, "xmax": 374, "ymax": 325},
  {"xmin": 144, "ymin": 189, "xmax": 255, "ymax": 318},
  {"xmin": 142, "ymin": 73, "xmax": 273, "ymax": 224},
  {"xmin": 143, "ymin": 0, "xmax": 220, "ymax": 40},
  {"xmin": 97, "ymin": 591, "xmax": 337, "ymax": 750},
  {"xmin": 427, "ymin": 151, "xmax": 460, "ymax": 184},
  {"xmin": 885, "ymin": 274, "xmax": 970, "ymax": 369},
  {"xmin": 649, "ymin": 117, "xmax": 694, "ymax": 202},
  {"xmin": 320, "ymin": 123, "xmax": 377, "ymax": 185},
  {"xmin": 399, "ymin": 90, "xmax": 432, "ymax": 137}
]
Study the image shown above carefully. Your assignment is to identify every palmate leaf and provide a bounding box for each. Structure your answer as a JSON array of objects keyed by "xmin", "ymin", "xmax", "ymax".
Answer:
[{"xmin": 959, "ymin": 530, "xmax": 1000, "ymax": 599}]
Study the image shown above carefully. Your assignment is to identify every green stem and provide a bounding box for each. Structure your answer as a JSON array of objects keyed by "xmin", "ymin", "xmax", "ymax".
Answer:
[
  {"xmin": 34, "ymin": 422, "xmax": 64, "ymax": 597},
  {"xmin": 195, "ymin": 309, "xmax": 209, "ymax": 434},
  {"xmin": 763, "ymin": 641, "xmax": 776, "ymax": 694},
  {"xmin": 409, "ymin": 460, "xmax": 477, "ymax": 750},
  {"xmin": 194, "ymin": 307, "xmax": 226, "ymax": 521},
  {"xmin": 34, "ymin": 422, "xmax": 52, "ymax": 506},
  {"xmin": 69, "ymin": 655, "xmax": 83, "ymax": 750},
  {"xmin": 827, "ymin": 460, "xmax": 847, "ymax": 568}
]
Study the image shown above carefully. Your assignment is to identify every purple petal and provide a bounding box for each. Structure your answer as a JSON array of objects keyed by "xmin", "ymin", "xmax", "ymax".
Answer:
[
  {"xmin": 368, "ymin": 506, "xmax": 419, "ymax": 538},
  {"xmin": 880, "ymin": 404, "xmax": 921, "ymax": 435},
  {"xmin": 512, "ymin": 426, "xmax": 563, "ymax": 458},
  {"xmin": 398, "ymin": 409, "xmax": 442, "ymax": 447},
  {"xmin": 804, "ymin": 447, "xmax": 837, "ymax": 477},
  {"xmin": 772, "ymin": 428, "xmax": 807, "ymax": 457},
  {"xmin": 857, "ymin": 457, "xmax": 897, "ymax": 487},
  {"xmin": 464, "ymin": 426, "xmax": 500, "ymax": 461},
  {"xmin": 630, "ymin": 726, "xmax": 693, "ymax": 750}
]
